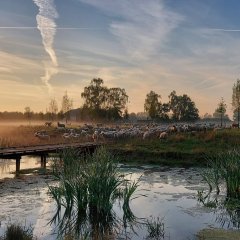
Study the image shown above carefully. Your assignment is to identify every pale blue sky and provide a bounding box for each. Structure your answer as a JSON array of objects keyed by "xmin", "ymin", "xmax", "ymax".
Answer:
[{"xmin": 1, "ymin": 0, "xmax": 240, "ymax": 117}]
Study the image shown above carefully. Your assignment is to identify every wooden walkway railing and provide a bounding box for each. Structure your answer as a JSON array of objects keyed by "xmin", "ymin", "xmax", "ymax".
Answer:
[{"xmin": 0, "ymin": 142, "xmax": 102, "ymax": 174}]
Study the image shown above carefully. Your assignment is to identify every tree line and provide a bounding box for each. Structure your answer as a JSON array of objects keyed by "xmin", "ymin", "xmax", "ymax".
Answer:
[
  {"xmin": 144, "ymin": 90, "xmax": 199, "ymax": 121},
  {"xmin": 1, "ymin": 78, "xmax": 240, "ymax": 124}
]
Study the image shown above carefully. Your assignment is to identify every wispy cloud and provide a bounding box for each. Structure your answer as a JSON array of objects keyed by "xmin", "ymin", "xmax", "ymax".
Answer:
[
  {"xmin": 206, "ymin": 28, "xmax": 240, "ymax": 32},
  {"xmin": 79, "ymin": 0, "xmax": 183, "ymax": 60},
  {"xmin": 33, "ymin": 0, "xmax": 58, "ymax": 93}
]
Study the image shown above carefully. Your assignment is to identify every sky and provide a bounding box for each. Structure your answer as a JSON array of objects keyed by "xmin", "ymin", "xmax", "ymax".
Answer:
[{"xmin": 1, "ymin": 0, "xmax": 240, "ymax": 118}]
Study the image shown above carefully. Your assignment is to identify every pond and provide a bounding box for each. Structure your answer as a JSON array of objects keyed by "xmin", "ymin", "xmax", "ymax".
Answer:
[{"xmin": 0, "ymin": 157, "xmax": 238, "ymax": 239}]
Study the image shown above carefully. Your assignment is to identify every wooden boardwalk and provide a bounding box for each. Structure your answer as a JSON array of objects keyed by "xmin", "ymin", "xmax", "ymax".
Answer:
[{"xmin": 0, "ymin": 142, "xmax": 102, "ymax": 174}]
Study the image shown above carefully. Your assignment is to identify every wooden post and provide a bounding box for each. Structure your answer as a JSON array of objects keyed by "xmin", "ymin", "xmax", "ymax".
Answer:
[
  {"xmin": 16, "ymin": 156, "xmax": 21, "ymax": 176},
  {"xmin": 41, "ymin": 155, "xmax": 47, "ymax": 168},
  {"xmin": 43, "ymin": 155, "xmax": 47, "ymax": 168},
  {"xmin": 41, "ymin": 155, "xmax": 44, "ymax": 167}
]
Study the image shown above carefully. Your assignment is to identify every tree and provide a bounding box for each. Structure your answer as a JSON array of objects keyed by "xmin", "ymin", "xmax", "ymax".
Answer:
[
  {"xmin": 159, "ymin": 103, "xmax": 170, "ymax": 121},
  {"xmin": 168, "ymin": 91, "xmax": 180, "ymax": 121},
  {"xmin": 232, "ymin": 79, "xmax": 240, "ymax": 127},
  {"xmin": 81, "ymin": 78, "xmax": 107, "ymax": 110},
  {"xmin": 168, "ymin": 91, "xmax": 199, "ymax": 121},
  {"xmin": 24, "ymin": 106, "xmax": 32, "ymax": 124},
  {"xmin": 81, "ymin": 78, "xmax": 128, "ymax": 120},
  {"xmin": 107, "ymin": 87, "xmax": 128, "ymax": 119},
  {"xmin": 48, "ymin": 98, "xmax": 58, "ymax": 121},
  {"xmin": 144, "ymin": 91, "xmax": 161, "ymax": 119},
  {"xmin": 62, "ymin": 91, "xmax": 73, "ymax": 123},
  {"xmin": 123, "ymin": 108, "xmax": 129, "ymax": 120},
  {"xmin": 203, "ymin": 113, "xmax": 212, "ymax": 119},
  {"xmin": 214, "ymin": 97, "xmax": 227, "ymax": 127}
]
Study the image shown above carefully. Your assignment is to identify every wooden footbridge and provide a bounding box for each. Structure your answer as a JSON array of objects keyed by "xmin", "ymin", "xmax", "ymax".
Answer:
[{"xmin": 0, "ymin": 142, "xmax": 102, "ymax": 175}]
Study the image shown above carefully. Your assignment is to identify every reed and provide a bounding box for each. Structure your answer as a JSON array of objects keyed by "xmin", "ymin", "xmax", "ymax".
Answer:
[
  {"xmin": 49, "ymin": 147, "xmax": 139, "ymax": 239},
  {"xmin": 202, "ymin": 149, "xmax": 240, "ymax": 199},
  {"xmin": 145, "ymin": 216, "xmax": 165, "ymax": 240}
]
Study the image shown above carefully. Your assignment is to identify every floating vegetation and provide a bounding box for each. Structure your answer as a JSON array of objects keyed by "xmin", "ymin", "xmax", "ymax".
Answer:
[{"xmin": 49, "ymin": 147, "xmax": 141, "ymax": 239}]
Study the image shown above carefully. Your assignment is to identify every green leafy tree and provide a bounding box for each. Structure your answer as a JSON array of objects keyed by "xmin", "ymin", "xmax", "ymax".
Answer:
[
  {"xmin": 168, "ymin": 91, "xmax": 180, "ymax": 120},
  {"xmin": 232, "ymin": 79, "xmax": 240, "ymax": 127},
  {"xmin": 144, "ymin": 91, "xmax": 161, "ymax": 119},
  {"xmin": 159, "ymin": 103, "xmax": 170, "ymax": 121},
  {"xmin": 81, "ymin": 78, "xmax": 107, "ymax": 110},
  {"xmin": 62, "ymin": 91, "xmax": 73, "ymax": 123},
  {"xmin": 169, "ymin": 91, "xmax": 199, "ymax": 121},
  {"xmin": 107, "ymin": 87, "xmax": 128, "ymax": 119},
  {"xmin": 81, "ymin": 78, "xmax": 128, "ymax": 120}
]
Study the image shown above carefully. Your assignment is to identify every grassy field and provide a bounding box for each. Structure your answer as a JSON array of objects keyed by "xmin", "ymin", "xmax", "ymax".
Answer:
[
  {"xmin": 1, "ymin": 122, "xmax": 240, "ymax": 167},
  {"xmin": 0, "ymin": 125, "xmax": 91, "ymax": 148},
  {"xmin": 107, "ymin": 129, "xmax": 240, "ymax": 167}
]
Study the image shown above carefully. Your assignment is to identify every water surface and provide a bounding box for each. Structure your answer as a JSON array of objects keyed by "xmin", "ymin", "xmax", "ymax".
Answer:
[{"xmin": 0, "ymin": 158, "xmax": 238, "ymax": 239}]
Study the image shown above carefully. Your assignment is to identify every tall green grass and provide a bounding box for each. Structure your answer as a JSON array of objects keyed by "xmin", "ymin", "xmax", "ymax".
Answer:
[
  {"xmin": 202, "ymin": 149, "xmax": 240, "ymax": 199},
  {"xmin": 49, "ymin": 147, "xmax": 139, "ymax": 239}
]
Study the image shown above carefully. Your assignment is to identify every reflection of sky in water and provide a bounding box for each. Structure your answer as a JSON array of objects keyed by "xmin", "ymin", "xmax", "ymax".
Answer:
[
  {"xmin": 0, "ymin": 157, "xmax": 50, "ymax": 179},
  {"xmin": 0, "ymin": 160, "xmax": 237, "ymax": 239},
  {"xmin": 116, "ymin": 166, "xmax": 229, "ymax": 239}
]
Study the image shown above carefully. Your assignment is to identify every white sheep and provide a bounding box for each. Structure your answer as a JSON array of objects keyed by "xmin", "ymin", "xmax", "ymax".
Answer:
[{"xmin": 159, "ymin": 131, "xmax": 168, "ymax": 140}]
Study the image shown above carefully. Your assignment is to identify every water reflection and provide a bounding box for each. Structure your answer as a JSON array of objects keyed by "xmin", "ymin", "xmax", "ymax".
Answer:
[
  {"xmin": 0, "ymin": 159, "xmax": 11, "ymax": 176},
  {"xmin": 197, "ymin": 189, "xmax": 240, "ymax": 229},
  {"xmin": 0, "ymin": 156, "xmax": 50, "ymax": 179},
  {"xmin": 0, "ymin": 161, "xmax": 239, "ymax": 239}
]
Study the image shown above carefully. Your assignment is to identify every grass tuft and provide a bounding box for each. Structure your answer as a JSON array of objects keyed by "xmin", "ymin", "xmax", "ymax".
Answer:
[
  {"xmin": 0, "ymin": 223, "xmax": 36, "ymax": 240},
  {"xmin": 49, "ymin": 147, "xmax": 139, "ymax": 239},
  {"xmin": 145, "ymin": 216, "xmax": 165, "ymax": 240}
]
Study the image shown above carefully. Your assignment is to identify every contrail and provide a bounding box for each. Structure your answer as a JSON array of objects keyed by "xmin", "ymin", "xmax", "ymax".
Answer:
[
  {"xmin": 33, "ymin": 0, "xmax": 58, "ymax": 93},
  {"xmin": 208, "ymin": 28, "xmax": 240, "ymax": 32},
  {"xmin": 0, "ymin": 26, "xmax": 102, "ymax": 30}
]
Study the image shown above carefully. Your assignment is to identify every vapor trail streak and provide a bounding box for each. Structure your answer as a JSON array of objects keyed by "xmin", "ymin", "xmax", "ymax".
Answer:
[
  {"xmin": 0, "ymin": 27, "xmax": 103, "ymax": 30},
  {"xmin": 33, "ymin": 0, "xmax": 58, "ymax": 93},
  {"xmin": 208, "ymin": 28, "xmax": 240, "ymax": 32}
]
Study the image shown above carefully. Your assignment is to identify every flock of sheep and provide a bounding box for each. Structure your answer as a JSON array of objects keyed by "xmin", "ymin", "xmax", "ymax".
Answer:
[{"xmin": 34, "ymin": 121, "xmax": 223, "ymax": 142}]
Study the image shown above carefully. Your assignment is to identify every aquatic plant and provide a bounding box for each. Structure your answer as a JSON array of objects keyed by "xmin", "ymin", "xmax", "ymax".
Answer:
[
  {"xmin": 201, "ymin": 154, "xmax": 222, "ymax": 194},
  {"xmin": 198, "ymin": 149, "xmax": 240, "ymax": 228},
  {"xmin": 145, "ymin": 216, "xmax": 165, "ymax": 240},
  {"xmin": 49, "ymin": 147, "xmax": 140, "ymax": 239},
  {"xmin": 0, "ymin": 223, "xmax": 36, "ymax": 240},
  {"xmin": 216, "ymin": 198, "xmax": 240, "ymax": 228},
  {"xmin": 202, "ymin": 149, "xmax": 240, "ymax": 199}
]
